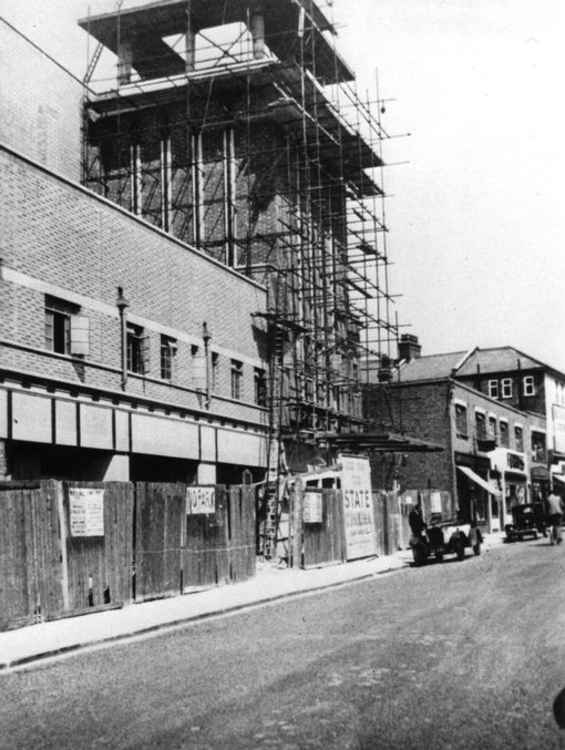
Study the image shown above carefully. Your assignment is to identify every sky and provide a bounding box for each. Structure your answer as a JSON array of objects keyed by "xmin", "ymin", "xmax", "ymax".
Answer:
[{"xmin": 3, "ymin": 0, "xmax": 565, "ymax": 368}]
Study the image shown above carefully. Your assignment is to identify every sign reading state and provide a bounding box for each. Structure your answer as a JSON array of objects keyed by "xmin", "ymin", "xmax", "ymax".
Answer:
[
  {"xmin": 339, "ymin": 455, "xmax": 377, "ymax": 560},
  {"xmin": 186, "ymin": 486, "xmax": 216, "ymax": 515}
]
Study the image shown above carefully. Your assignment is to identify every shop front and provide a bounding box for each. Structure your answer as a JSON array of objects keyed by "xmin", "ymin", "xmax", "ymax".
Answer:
[
  {"xmin": 455, "ymin": 454, "xmax": 502, "ymax": 533},
  {"xmin": 488, "ymin": 448, "xmax": 528, "ymax": 528}
]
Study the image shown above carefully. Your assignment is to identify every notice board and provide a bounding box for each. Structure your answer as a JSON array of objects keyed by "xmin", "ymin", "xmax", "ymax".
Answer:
[
  {"xmin": 69, "ymin": 487, "xmax": 105, "ymax": 537},
  {"xmin": 340, "ymin": 455, "xmax": 377, "ymax": 560}
]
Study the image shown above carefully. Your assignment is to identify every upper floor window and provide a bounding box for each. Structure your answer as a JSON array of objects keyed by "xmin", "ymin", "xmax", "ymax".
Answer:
[
  {"xmin": 160, "ymin": 335, "xmax": 176, "ymax": 380},
  {"xmin": 501, "ymin": 378, "xmax": 513, "ymax": 399},
  {"xmin": 523, "ymin": 376, "xmax": 535, "ymax": 397},
  {"xmin": 231, "ymin": 359, "xmax": 243, "ymax": 400},
  {"xmin": 488, "ymin": 415, "xmax": 498, "ymax": 442},
  {"xmin": 45, "ymin": 296, "xmax": 76, "ymax": 355},
  {"xmin": 254, "ymin": 368, "xmax": 267, "ymax": 407},
  {"xmin": 531, "ymin": 431, "xmax": 546, "ymax": 462},
  {"xmin": 127, "ymin": 324, "xmax": 148, "ymax": 374},
  {"xmin": 455, "ymin": 403, "xmax": 468, "ymax": 439},
  {"xmin": 488, "ymin": 380, "xmax": 499, "ymax": 399},
  {"xmin": 211, "ymin": 352, "xmax": 219, "ymax": 392},
  {"xmin": 514, "ymin": 425, "xmax": 524, "ymax": 453},
  {"xmin": 499, "ymin": 420, "xmax": 509, "ymax": 447},
  {"xmin": 475, "ymin": 411, "xmax": 486, "ymax": 440}
]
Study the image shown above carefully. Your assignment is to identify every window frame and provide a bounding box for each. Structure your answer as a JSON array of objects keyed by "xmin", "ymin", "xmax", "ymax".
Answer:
[
  {"xmin": 501, "ymin": 378, "xmax": 513, "ymax": 399},
  {"xmin": 254, "ymin": 367, "xmax": 267, "ymax": 407},
  {"xmin": 514, "ymin": 424, "xmax": 524, "ymax": 453},
  {"xmin": 160, "ymin": 335, "xmax": 176, "ymax": 381},
  {"xmin": 522, "ymin": 375, "xmax": 535, "ymax": 397},
  {"xmin": 230, "ymin": 359, "xmax": 243, "ymax": 401},
  {"xmin": 499, "ymin": 419, "xmax": 509, "ymax": 447},
  {"xmin": 211, "ymin": 352, "xmax": 219, "ymax": 392},
  {"xmin": 488, "ymin": 379, "xmax": 499, "ymax": 399},
  {"xmin": 45, "ymin": 296, "xmax": 78, "ymax": 355},
  {"xmin": 127, "ymin": 323, "xmax": 145, "ymax": 375},
  {"xmin": 475, "ymin": 409, "xmax": 486, "ymax": 440},
  {"xmin": 455, "ymin": 402, "xmax": 468, "ymax": 439}
]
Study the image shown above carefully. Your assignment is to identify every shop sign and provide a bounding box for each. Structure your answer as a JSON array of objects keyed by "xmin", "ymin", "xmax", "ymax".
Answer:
[
  {"xmin": 303, "ymin": 492, "xmax": 323, "ymax": 524},
  {"xmin": 339, "ymin": 455, "xmax": 377, "ymax": 560},
  {"xmin": 186, "ymin": 486, "xmax": 215, "ymax": 515},
  {"xmin": 69, "ymin": 488, "xmax": 104, "ymax": 537}
]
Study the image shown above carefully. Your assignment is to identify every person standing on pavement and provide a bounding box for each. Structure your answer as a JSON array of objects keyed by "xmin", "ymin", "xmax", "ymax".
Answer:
[
  {"xmin": 409, "ymin": 501, "xmax": 426, "ymax": 539},
  {"xmin": 546, "ymin": 487, "xmax": 563, "ymax": 544}
]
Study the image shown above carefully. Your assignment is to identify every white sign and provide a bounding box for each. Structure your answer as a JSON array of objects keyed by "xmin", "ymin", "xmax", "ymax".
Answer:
[
  {"xmin": 430, "ymin": 491, "xmax": 442, "ymax": 514},
  {"xmin": 69, "ymin": 488, "xmax": 104, "ymax": 537},
  {"xmin": 303, "ymin": 492, "xmax": 323, "ymax": 524},
  {"xmin": 339, "ymin": 455, "xmax": 377, "ymax": 560},
  {"xmin": 186, "ymin": 486, "xmax": 215, "ymax": 515}
]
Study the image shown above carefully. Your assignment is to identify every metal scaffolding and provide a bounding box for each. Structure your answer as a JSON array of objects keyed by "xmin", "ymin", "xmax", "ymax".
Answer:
[{"xmin": 80, "ymin": 0, "xmax": 401, "ymax": 490}]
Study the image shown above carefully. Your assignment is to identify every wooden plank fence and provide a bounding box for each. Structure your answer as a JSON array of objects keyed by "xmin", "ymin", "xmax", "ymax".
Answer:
[
  {"xmin": 0, "ymin": 480, "xmax": 256, "ymax": 631},
  {"xmin": 296, "ymin": 489, "xmax": 409, "ymax": 569},
  {"xmin": 302, "ymin": 490, "xmax": 346, "ymax": 569}
]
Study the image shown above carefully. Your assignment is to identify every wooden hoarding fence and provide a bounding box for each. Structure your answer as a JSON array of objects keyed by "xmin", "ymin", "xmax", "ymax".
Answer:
[{"xmin": 302, "ymin": 489, "xmax": 346, "ymax": 569}]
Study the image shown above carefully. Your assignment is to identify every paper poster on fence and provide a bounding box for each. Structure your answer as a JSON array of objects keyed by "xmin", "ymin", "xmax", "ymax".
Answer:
[
  {"xmin": 69, "ymin": 488, "xmax": 104, "ymax": 537},
  {"xmin": 340, "ymin": 455, "xmax": 377, "ymax": 560},
  {"xmin": 186, "ymin": 486, "xmax": 215, "ymax": 515},
  {"xmin": 303, "ymin": 492, "xmax": 323, "ymax": 524}
]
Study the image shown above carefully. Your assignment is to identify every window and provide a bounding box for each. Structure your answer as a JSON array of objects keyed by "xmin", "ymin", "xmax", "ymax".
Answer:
[
  {"xmin": 455, "ymin": 403, "xmax": 468, "ymax": 439},
  {"xmin": 231, "ymin": 359, "xmax": 242, "ymax": 400},
  {"xmin": 501, "ymin": 378, "xmax": 513, "ymax": 399},
  {"xmin": 127, "ymin": 324, "xmax": 147, "ymax": 374},
  {"xmin": 211, "ymin": 352, "xmax": 219, "ymax": 392},
  {"xmin": 254, "ymin": 368, "xmax": 267, "ymax": 407},
  {"xmin": 45, "ymin": 296, "xmax": 77, "ymax": 354},
  {"xmin": 160, "ymin": 335, "xmax": 176, "ymax": 380},
  {"xmin": 475, "ymin": 411, "xmax": 486, "ymax": 440},
  {"xmin": 488, "ymin": 415, "xmax": 498, "ymax": 442},
  {"xmin": 488, "ymin": 379, "xmax": 499, "ymax": 399},
  {"xmin": 531, "ymin": 431, "xmax": 546, "ymax": 462},
  {"xmin": 514, "ymin": 425, "xmax": 524, "ymax": 453},
  {"xmin": 523, "ymin": 376, "xmax": 535, "ymax": 397},
  {"xmin": 499, "ymin": 420, "xmax": 509, "ymax": 447}
]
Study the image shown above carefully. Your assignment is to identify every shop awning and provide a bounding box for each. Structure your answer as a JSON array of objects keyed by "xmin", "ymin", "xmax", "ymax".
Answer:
[{"xmin": 457, "ymin": 465, "xmax": 501, "ymax": 496}]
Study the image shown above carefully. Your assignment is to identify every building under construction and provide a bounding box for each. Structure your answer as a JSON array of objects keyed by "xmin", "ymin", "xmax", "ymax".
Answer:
[{"xmin": 80, "ymin": 0, "xmax": 399, "ymax": 472}]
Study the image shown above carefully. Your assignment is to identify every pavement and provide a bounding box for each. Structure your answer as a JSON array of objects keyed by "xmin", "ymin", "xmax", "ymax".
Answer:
[{"xmin": 0, "ymin": 533, "xmax": 504, "ymax": 671}]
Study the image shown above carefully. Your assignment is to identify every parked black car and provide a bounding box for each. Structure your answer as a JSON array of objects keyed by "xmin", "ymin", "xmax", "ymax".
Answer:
[{"xmin": 504, "ymin": 503, "xmax": 545, "ymax": 542}]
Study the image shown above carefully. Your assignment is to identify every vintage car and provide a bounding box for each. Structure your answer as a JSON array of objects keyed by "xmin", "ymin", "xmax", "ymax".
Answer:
[
  {"xmin": 410, "ymin": 520, "xmax": 482, "ymax": 566},
  {"xmin": 504, "ymin": 503, "xmax": 545, "ymax": 542}
]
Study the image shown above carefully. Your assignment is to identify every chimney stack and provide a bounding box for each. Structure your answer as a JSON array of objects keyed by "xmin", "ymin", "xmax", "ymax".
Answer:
[{"xmin": 398, "ymin": 334, "xmax": 421, "ymax": 362}]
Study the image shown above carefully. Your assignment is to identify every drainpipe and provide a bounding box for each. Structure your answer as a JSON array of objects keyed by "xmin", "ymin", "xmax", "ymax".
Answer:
[
  {"xmin": 202, "ymin": 321, "xmax": 212, "ymax": 410},
  {"xmin": 116, "ymin": 286, "xmax": 129, "ymax": 390}
]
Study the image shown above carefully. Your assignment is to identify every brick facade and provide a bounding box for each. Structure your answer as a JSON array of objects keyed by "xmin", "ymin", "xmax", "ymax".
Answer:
[{"xmin": 0, "ymin": 22, "xmax": 83, "ymax": 182}]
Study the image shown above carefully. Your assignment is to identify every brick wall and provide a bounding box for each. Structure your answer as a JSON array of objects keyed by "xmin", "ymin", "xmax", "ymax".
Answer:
[
  {"xmin": 0, "ymin": 22, "xmax": 83, "ymax": 182},
  {"xmin": 0, "ymin": 145, "xmax": 268, "ymax": 424},
  {"xmin": 452, "ymin": 381, "xmax": 546, "ymax": 457},
  {"xmin": 363, "ymin": 380, "xmax": 454, "ymax": 492}
]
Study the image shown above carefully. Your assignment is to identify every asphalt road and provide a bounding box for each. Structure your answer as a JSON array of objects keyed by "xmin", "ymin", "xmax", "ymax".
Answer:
[{"xmin": 1, "ymin": 539, "xmax": 564, "ymax": 750}]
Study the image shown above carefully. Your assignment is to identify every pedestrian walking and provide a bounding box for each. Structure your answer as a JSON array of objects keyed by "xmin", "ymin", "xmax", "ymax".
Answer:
[{"xmin": 546, "ymin": 488, "xmax": 563, "ymax": 545}]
